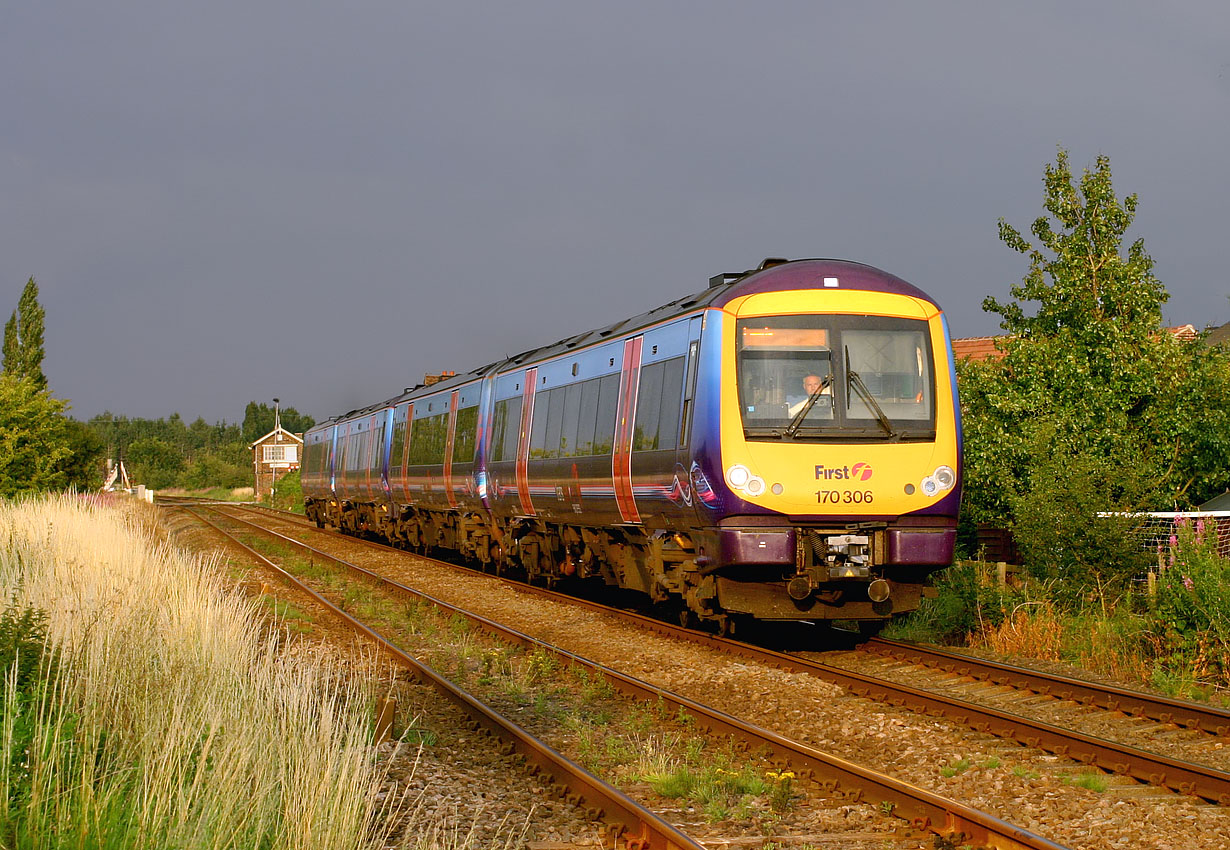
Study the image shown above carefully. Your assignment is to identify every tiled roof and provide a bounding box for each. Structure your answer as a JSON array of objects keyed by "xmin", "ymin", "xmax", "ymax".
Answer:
[
  {"xmin": 950, "ymin": 336, "xmax": 1004, "ymax": 362},
  {"xmin": 952, "ymin": 325, "xmax": 1202, "ymax": 362}
]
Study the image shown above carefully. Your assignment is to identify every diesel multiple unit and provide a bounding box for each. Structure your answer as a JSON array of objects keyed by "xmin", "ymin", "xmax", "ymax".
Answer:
[{"xmin": 302, "ymin": 258, "xmax": 962, "ymax": 634}]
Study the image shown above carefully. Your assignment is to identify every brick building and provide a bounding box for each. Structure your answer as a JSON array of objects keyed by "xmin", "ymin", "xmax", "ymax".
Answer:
[{"xmin": 250, "ymin": 426, "xmax": 303, "ymax": 500}]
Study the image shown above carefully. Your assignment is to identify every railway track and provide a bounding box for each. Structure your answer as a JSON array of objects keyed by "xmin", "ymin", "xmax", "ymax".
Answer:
[
  {"xmin": 223, "ymin": 502, "xmax": 1230, "ymax": 806},
  {"xmin": 161, "ymin": 498, "xmax": 1230, "ymax": 846},
  {"xmin": 178, "ymin": 504, "xmax": 703, "ymax": 850},
  {"xmin": 173, "ymin": 500, "xmax": 1068, "ymax": 850},
  {"xmin": 862, "ymin": 638, "xmax": 1230, "ymax": 736}
]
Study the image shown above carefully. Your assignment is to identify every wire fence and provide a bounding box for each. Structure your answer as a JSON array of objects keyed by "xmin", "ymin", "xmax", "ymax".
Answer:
[{"xmin": 1115, "ymin": 511, "xmax": 1230, "ymax": 565}]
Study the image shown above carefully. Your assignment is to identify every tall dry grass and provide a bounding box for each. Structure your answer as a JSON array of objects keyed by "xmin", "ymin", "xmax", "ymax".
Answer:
[{"xmin": 0, "ymin": 494, "xmax": 395, "ymax": 849}]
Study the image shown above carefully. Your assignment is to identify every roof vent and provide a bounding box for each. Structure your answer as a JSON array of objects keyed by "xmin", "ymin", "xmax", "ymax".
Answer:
[
  {"xmin": 758, "ymin": 257, "xmax": 789, "ymax": 270},
  {"xmin": 709, "ymin": 272, "xmax": 743, "ymax": 288}
]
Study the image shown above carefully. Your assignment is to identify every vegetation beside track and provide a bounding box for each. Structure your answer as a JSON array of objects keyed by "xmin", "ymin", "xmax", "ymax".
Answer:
[
  {"xmin": 888, "ymin": 150, "xmax": 1230, "ymax": 706},
  {"xmin": 221, "ymin": 516, "xmax": 815, "ymax": 835},
  {"xmin": 0, "ymin": 494, "xmax": 414, "ymax": 850},
  {"xmin": 887, "ymin": 519, "xmax": 1230, "ymax": 705}
]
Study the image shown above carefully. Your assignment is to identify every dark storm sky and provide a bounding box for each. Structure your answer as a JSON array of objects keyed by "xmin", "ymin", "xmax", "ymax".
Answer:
[{"xmin": 3, "ymin": 2, "xmax": 1228, "ymax": 424}]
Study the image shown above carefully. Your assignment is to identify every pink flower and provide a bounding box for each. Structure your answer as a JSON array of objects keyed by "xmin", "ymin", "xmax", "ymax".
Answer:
[{"xmin": 1182, "ymin": 575, "xmax": 1195, "ymax": 591}]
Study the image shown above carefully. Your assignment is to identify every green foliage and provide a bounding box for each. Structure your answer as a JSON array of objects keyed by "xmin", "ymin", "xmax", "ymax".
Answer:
[
  {"xmin": 884, "ymin": 561, "xmax": 1017, "ymax": 644},
  {"xmin": 0, "ymin": 603, "xmax": 57, "ymax": 700},
  {"xmin": 242, "ymin": 402, "xmax": 314, "ymax": 444},
  {"xmin": 60, "ymin": 418, "xmax": 107, "ymax": 490},
  {"xmin": 126, "ymin": 437, "xmax": 186, "ymax": 489},
  {"xmin": 2, "ymin": 278, "xmax": 46, "ymax": 390},
  {"xmin": 85, "ymin": 400, "xmax": 312, "ymax": 492},
  {"xmin": 181, "ymin": 453, "xmax": 249, "ymax": 491},
  {"xmin": 0, "ymin": 375, "xmax": 73, "ymax": 498},
  {"xmin": 1150, "ymin": 518, "xmax": 1230, "ymax": 688},
  {"xmin": 269, "ymin": 467, "xmax": 302, "ymax": 511},
  {"xmin": 0, "ymin": 603, "xmax": 60, "ymax": 811},
  {"xmin": 960, "ymin": 148, "xmax": 1230, "ymax": 598},
  {"xmin": 1006, "ymin": 426, "xmax": 1153, "ymax": 602}
]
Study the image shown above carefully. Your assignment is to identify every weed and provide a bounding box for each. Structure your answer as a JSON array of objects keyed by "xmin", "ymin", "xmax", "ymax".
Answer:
[
  {"xmin": 403, "ymin": 723, "xmax": 438, "ymax": 747},
  {"xmin": 878, "ymin": 799, "xmax": 896, "ymax": 815},
  {"xmin": 1064, "ymin": 770, "xmax": 1108, "ymax": 792},
  {"xmin": 940, "ymin": 758, "xmax": 972, "ymax": 778},
  {"xmin": 979, "ymin": 756, "xmax": 1001, "ymax": 770},
  {"xmin": 575, "ymin": 667, "xmax": 616, "ymax": 701},
  {"xmin": 1012, "ymin": 765, "xmax": 1040, "ymax": 780},
  {"xmin": 523, "ymin": 648, "xmax": 559, "ymax": 684},
  {"xmin": 448, "ymin": 613, "xmax": 471, "ymax": 638},
  {"xmin": 703, "ymin": 798, "xmax": 730, "ymax": 822},
  {"xmin": 764, "ymin": 770, "xmax": 797, "ymax": 812}
]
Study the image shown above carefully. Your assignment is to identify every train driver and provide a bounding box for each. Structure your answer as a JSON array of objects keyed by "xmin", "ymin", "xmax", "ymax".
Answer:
[{"xmin": 787, "ymin": 373, "xmax": 831, "ymax": 417}]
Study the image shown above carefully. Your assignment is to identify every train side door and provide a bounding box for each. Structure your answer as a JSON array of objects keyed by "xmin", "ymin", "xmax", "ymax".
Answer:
[
  {"xmin": 675, "ymin": 316, "xmax": 704, "ymax": 517},
  {"xmin": 612, "ymin": 336, "xmax": 644, "ymax": 524}
]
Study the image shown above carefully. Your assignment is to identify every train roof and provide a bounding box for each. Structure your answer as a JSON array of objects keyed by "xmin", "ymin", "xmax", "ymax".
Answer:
[
  {"xmin": 310, "ymin": 258, "xmax": 940, "ymax": 426},
  {"xmin": 496, "ymin": 257, "xmax": 939, "ymax": 369}
]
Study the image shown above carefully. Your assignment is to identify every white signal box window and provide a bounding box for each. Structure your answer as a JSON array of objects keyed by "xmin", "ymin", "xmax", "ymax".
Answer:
[{"xmin": 264, "ymin": 445, "xmax": 298, "ymax": 464}]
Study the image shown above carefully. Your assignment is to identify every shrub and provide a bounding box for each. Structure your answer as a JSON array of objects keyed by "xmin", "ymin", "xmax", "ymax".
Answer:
[
  {"xmin": 1008, "ymin": 433, "xmax": 1154, "ymax": 609},
  {"xmin": 1150, "ymin": 518, "xmax": 1230, "ymax": 688},
  {"xmin": 885, "ymin": 561, "xmax": 1021, "ymax": 644}
]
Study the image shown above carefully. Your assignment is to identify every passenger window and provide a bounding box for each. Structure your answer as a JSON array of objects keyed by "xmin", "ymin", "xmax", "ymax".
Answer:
[
  {"xmin": 593, "ymin": 374, "xmax": 620, "ymax": 454},
  {"xmin": 559, "ymin": 382, "xmax": 582, "ymax": 456},
  {"xmin": 656, "ymin": 356, "xmax": 685, "ymax": 451},
  {"xmin": 452, "ymin": 405, "xmax": 478, "ymax": 464},
  {"xmin": 633, "ymin": 361, "xmax": 664, "ymax": 451},
  {"xmin": 544, "ymin": 388, "xmax": 566, "ymax": 459},
  {"xmin": 529, "ymin": 389, "xmax": 552, "ymax": 458},
  {"xmin": 576, "ymin": 379, "xmax": 600, "ymax": 456}
]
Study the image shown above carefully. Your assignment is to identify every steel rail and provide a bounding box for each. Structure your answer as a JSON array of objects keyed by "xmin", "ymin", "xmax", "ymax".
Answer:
[
  {"xmin": 205, "ymin": 505, "xmax": 1071, "ymax": 850},
  {"xmin": 181, "ymin": 506, "xmax": 704, "ymax": 850},
  {"xmin": 865, "ymin": 637, "xmax": 1230, "ymax": 736},
  {"xmin": 205, "ymin": 503, "xmax": 1230, "ymax": 804}
]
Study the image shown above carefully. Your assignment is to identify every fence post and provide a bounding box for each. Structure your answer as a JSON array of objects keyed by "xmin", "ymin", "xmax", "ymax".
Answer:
[{"xmin": 374, "ymin": 697, "xmax": 397, "ymax": 744}]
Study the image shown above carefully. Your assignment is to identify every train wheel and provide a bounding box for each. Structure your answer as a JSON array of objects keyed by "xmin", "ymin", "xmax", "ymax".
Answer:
[{"xmin": 678, "ymin": 606, "xmax": 700, "ymax": 630}]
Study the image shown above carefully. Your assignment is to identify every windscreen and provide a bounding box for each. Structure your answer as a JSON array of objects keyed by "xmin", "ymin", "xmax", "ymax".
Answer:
[{"xmin": 736, "ymin": 315, "xmax": 936, "ymax": 439}]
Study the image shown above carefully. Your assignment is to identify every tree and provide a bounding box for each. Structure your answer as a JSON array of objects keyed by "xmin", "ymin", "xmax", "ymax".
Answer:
[
  {"xmin": 125, "ymin": 438, "xmax": 186, "ymax": 490},
  {"xmin": 0, "ymin": 375, "xmax": 72, "ymax": 498},
  {"xmin": 241, "ymin": 401, "xmax": 314, "ymax": 444},
  {"xmin": 960, "ymin": 149, "xmax": 1230, "ymax": 595},
  {"xmin": 61, "ymin": 419, "xmax": 107, "ymax": 490},
  {"xmin": 2, "ymin": 278, "xmax": 46, "ymax": 390}
]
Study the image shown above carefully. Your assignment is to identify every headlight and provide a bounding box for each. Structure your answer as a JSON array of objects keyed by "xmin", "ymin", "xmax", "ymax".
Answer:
[
  {"xmin": 726, "ymin": 465, "xmax": 751, "ymax": 488},
  {"xmin": 934, "ymin": 466, "xmax": 955, "ymax": 490}
]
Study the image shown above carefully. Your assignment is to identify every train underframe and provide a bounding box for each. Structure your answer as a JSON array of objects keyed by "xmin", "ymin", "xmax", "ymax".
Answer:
[{"xmin": 304, "ymin": 497, "xmax": 942, "ymax": 634}]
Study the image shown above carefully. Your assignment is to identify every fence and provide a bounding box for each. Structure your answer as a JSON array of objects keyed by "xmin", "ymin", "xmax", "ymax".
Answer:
[{"xmin": 1114, "ymin": 510, "xmax": 1230, "ymax": 566}]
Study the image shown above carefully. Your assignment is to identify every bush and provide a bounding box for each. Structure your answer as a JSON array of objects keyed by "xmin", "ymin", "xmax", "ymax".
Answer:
[
  {"xmin": 269, "ymin": 468, "xmax": 302, "ymax": 512},
  {"xmin": 178, "ymin": 452, "xmax": 249, "ymax": 490},
  {"xmin": 1007, "ymin": 432, "xmax": 1154, "ymax": 609},
  {"xmin": 885, "ymin": 561, "xmax": 1023, "ymax": 644},
  {"xmin": 1150, "ymin": 518, "xmax": 1230, "ymax": 689}
]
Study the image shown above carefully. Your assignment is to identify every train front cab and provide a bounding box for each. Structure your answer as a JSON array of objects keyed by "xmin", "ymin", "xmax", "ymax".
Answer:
[{"xmin": 703, "ymin": 277, "xmax": 961, "ymax": 626}]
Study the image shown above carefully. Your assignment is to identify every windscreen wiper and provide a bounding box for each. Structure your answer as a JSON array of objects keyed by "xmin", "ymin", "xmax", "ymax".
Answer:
[
  {"xmin": 845, "ymin": 346, "xmax": 897, "ymax": 440},
  {"xmin": 783, "ymin": 374, "xmax": 833, "ymax": 437}
]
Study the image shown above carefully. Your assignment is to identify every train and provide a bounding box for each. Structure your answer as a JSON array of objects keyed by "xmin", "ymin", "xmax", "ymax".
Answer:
[{"xmin": 302, "ymin": 258, "xmax": 962, "ymax": 635}]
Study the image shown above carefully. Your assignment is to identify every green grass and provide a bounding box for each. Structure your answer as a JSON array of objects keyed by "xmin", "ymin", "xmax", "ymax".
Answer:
[
  {"xmin": 940, "ymin": 757, "xmax": 972, "ymax": 777},
  {"xmin": 0, "ymin": 495, "xmax": 393, "ymax": 850},
  {"xmin": 1064, "ymin": 770, "xmax": 1109, "ymax": 792}
]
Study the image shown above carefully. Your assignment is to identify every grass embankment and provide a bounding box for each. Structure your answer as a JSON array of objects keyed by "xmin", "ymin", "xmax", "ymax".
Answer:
[
  {"xmin": 887, "ymin": 523, "xmax": 1230, "ymax": 704},
  {"xmin": 0, "ymin": 494, "xmax": 394, "ymax": 849}
]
